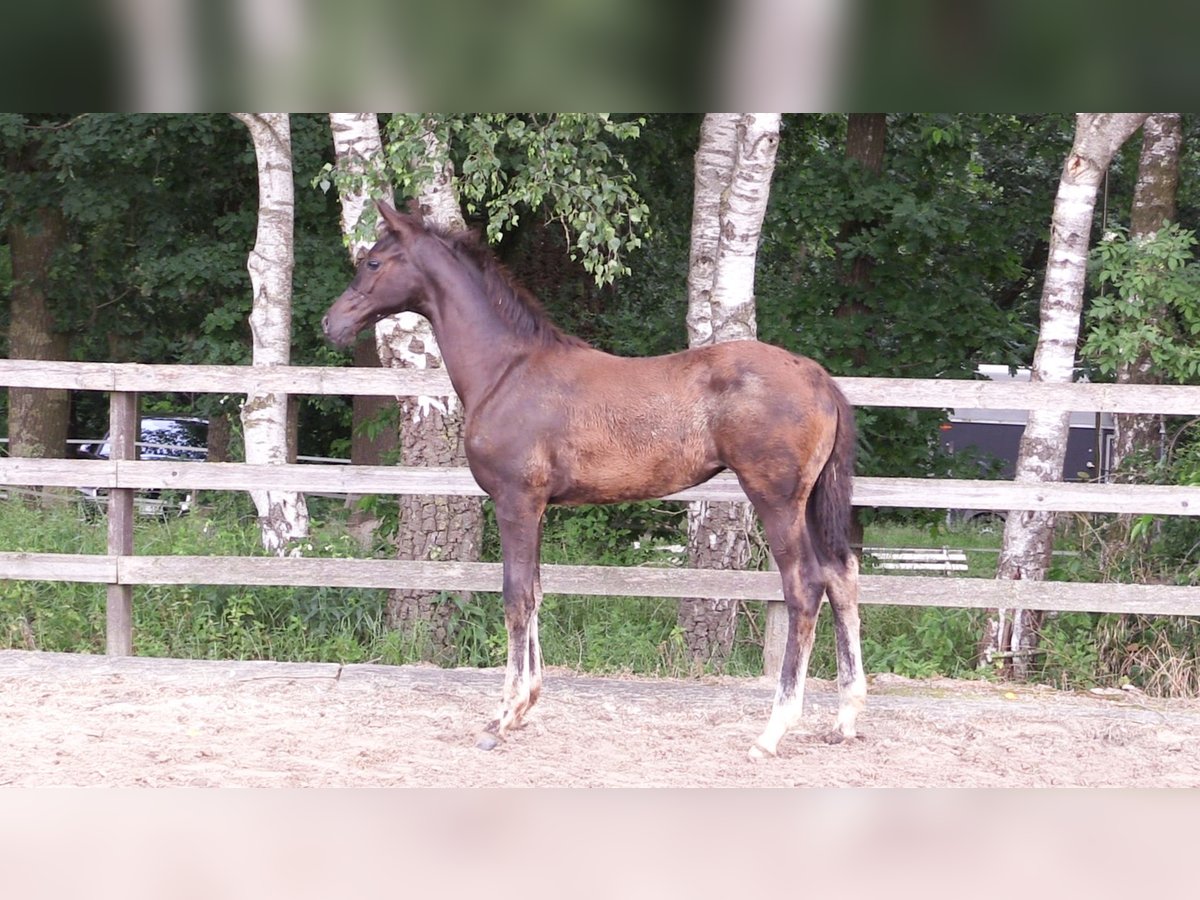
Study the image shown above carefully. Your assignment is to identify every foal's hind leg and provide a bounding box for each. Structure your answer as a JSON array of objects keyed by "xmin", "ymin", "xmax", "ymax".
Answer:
[
  {"xmin": 750, "ymin": 554, "xmax": 824, "ymax": 758},
  {"xmin": 824, "ymin": 553, "xmax": 866, "ymax": 743},
  {"xmin": 741, "ymin": 495, "xmax": 825, "ymax": 759}
]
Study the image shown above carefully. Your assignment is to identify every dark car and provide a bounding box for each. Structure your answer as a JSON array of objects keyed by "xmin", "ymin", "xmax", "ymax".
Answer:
[
  {"xmin": 939, "ymin": 366, "xmax": 1114, "ymax": 526},
  {"xmin": 78, "ymin": 416, "xmax": 209, "ymax": 514},
  {"xmin": 78, "ymin": 416, "xmax": 209, "ymax": 463}
]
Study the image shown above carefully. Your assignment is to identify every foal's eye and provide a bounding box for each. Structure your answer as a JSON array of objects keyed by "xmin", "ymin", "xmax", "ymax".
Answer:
[{"xmin": 365, "ymin": 259, "xmax": 381, "ymax": 271}]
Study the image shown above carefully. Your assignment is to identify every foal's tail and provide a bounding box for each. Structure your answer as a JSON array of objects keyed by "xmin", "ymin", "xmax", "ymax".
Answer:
[{"xmin": 809, "ymin": 381, "xmax": 857, "ymax": 567}]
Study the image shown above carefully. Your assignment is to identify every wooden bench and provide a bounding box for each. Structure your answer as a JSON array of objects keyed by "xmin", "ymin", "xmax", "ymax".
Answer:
[{"xmin": 864, "ymin": 547, "xmax": 969, "ymax": 574}]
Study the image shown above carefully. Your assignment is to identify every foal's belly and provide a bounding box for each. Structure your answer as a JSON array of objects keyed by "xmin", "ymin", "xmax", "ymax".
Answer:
[{"xmin": 548, "ymin": 440, "xmax": 723, "ymax": 506}]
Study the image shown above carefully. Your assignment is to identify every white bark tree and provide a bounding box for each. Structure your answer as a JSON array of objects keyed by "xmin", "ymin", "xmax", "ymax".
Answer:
[
  {"xmin": 379, "ymin": 123, "xmax": 483, "ymax": 652},
  {"xmin": 328, "ymin": 113, "xmax": 398, "ymax": 542},
  {"xmin": 327, "ymin": 115, "xmax": 483, "ymax": 656},
  {"xmin": 328, "ymin": 113, "xmax": 395, "ymax": 257},
  {"xmin": 232, "ymin": 112, "xmax": 310, "ymax": 555},
  {"xmin": 684, "ymin": 113, "xmax": 740, "ymax": 348},
  {"xmin": 981, "ymin": 113, "xmax": 1148, "ymax": 675},
  {"xmin": 375, "ymin": 122, "xmax": 466, "ymax": 391},
  {"xmin": 681, "ymin": 112, "xmax": 781, "ymax": 666}
]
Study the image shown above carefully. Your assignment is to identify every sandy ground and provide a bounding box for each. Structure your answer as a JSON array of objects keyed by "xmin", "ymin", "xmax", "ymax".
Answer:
[{"xmin": 2, "ymin": 649, "xmax": 1199, "ymax": 787}]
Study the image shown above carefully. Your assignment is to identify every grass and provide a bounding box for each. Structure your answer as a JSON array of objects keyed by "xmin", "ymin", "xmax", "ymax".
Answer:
[
  {"xmin": 0, "ymin": 498, "xmax": 1011, "ymax": 680},
  {"xmin": 0, "ymin": 495, "xmax": 755, "ymax": 675},
  {"xmin": 2, "ymin": 497, "xmax": 1195, "ymax": 695},
  {"xmin": 862, "ymin": 517, "xmax": 1002, "ymax": 579}
]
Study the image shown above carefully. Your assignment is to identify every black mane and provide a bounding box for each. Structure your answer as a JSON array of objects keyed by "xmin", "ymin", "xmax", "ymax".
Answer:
[{"xmin": 425, "ymin": 220, "xmax": 589, "ymax": 350}]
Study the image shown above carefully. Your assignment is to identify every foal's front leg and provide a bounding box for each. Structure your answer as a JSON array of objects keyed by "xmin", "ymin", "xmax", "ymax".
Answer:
[{"xmin": 476, "ymin": 501, "xmax": 545, "ymax": 751}]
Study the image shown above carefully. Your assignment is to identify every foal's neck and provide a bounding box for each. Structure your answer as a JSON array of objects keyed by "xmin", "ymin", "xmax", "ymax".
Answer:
[{"xmin": 418, "ymin": 249, "xmax": 540, "ymax": 413}]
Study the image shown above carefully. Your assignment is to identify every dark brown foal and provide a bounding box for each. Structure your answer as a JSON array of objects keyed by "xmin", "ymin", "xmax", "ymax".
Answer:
[{"xmin": 323, "ymin": 201, "xmax": 866, "ymax": 757}]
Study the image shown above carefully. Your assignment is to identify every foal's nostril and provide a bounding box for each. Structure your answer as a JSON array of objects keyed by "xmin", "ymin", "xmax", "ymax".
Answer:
[{"xmin": 321, "ymin": 314, "xmax": 330, "ymax": 335}]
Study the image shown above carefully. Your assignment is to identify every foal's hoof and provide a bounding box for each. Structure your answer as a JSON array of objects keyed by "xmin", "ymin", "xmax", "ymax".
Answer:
[
  {"xmin": 747, "ymin": 741, "xmax": 776, "ymax": 761},
  {"xmin": 475, "ymin": 732, "xmax": 500, "ymax": 751}
]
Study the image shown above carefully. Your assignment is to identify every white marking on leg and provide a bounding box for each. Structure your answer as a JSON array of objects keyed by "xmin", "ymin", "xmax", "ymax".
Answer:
[
  {"xmin": 528, "ymin": 605, "xmax": 544, "ymax": 707},
  {"xmin": 829, "ymin": 556, "xmax": 866, "ymax": 740},
  {"xmin": 834, "ymin": 642, "xmax": 867, "ymax": 739},
  {"xmin": 490, "ymin": 625, "xmax": 534, "ymax": 740},
  {"xmin": 750, "ymin": 631, "xmax": 814, "ymax": 759}
]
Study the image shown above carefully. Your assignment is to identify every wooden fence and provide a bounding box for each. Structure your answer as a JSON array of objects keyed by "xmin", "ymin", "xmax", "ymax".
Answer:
[{"xmin": 3, "ymin": 359, "xmax": 1200, "ymax": 668}]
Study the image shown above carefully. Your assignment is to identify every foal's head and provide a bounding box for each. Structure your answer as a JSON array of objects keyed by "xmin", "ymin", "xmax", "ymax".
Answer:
[{"xmin": 322, "ymin": 201, "xmax": 442, "ymax": 347}]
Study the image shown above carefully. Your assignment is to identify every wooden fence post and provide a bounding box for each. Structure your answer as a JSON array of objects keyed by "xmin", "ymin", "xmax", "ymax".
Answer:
[
  {"xmin": 762, "ymin": 554, "xmax": 786, "ymax": 679},
  {"xmin": 106, "ymin": 390, "xmax": 138, "ymax": 656}
]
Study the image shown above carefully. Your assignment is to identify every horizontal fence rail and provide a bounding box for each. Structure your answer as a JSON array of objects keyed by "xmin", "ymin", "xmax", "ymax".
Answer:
[
  {"xmin": 1, "ymin": 553, "xmax": 1197, "ymax": 618},
  {"xmin": 3, "ymin": 359, "xmax": 1200, "ymax": 660},
  {"xmin": 2, "ymin": 459, "xmax": 1199, "ymax": 516},
  {"xmin": 4, "ymin": 359, "xmax": 1200, "ymax": 414}
]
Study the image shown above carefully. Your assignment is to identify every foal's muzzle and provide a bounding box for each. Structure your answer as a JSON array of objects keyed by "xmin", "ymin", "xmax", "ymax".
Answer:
[{"xmin": 322, "ymin": 289, "xmax": 368, "ymax": 347}]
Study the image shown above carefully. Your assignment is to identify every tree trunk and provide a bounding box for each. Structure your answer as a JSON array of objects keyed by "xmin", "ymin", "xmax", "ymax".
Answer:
[
  {"xmin": 348, "ymin": 337, "xmax": 397, "ymax": 470},
  {"xmin": 680, "ymin": 113, "xmax": 781, "ymax": 668},
  {"xmin": 232, "ymin": 112, "xmax": 310, "ymax": 555},
  {"xmin": 1111, "ymin": 113, "xmax": 1182, "ymax": 473},
  {"xmin": 345, "ymin": 118, "xmax": 484, "ymax": 659},
  {"xmin": 684, "ymin": 114, "xmax": 740, "ymax": 348},
  {"xmin": 328, "ymin": 113, "xmax": 395, "ymax": 254},
  {"xmin": 328, "ymin": 113, "xmax": 400, "ymax": 545},
  {"xmin": 6, "ymin": 207, "xmax": 71, "ymax": 492},
  {"xmin": 836, "ymin": 113, "xmax": 887, "ymax": 371},
  {"xmin": 206, "ymin": 412, "xmax": 232, "ymax": 463},
  {"xmin": 835, "ymin": 114, "xmax": 886, "ymax": 553},
  {"xmin": 981, "ymin": 113, "xmax": 1149, "ymax": 677},
  {"xmin": 844, "ymin": 113, "xmax": 887, "ymax": 175}
]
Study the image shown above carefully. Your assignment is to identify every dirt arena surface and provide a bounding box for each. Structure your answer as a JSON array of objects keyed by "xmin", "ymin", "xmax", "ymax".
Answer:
[{"xmin": 2, "ymin": 649, "xmax": 1199, "ymax": 787}]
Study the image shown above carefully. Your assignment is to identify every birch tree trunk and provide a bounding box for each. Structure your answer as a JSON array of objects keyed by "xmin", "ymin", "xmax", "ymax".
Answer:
[
  {"xmin": 680, "ymin": 112, "xmax": 781, "ymax": 667},
  {"xmin": 1112, "ymin": 113, "xmax": 1182, "ymax": 473},
  {"xmin": 684, "ymin": 114, "xmax": 740, "ymax": 348},
  {"xmin": 375, "ymin": 121, "xmax": 483, "ymax": 658},
  {"xmin": 232, "ymin": 112, "xmax": 310, "ymax": 555},
  {"xmin": 328, "ymin": 113, "xmax": 399, "ymax": 543},
  {"xmin": 981, "ymin": 113, "xmax": 1148, "ymax": 676},
  {"xmin": 328, "ymin": 113, "xmax": 395, "ymax": 254}
]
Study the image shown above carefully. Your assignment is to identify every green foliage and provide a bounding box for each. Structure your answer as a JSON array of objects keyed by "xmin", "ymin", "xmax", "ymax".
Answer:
[
  {"xmin": 434, "ymin": 591, "xmax": 507, "ymax": 667},
  {"xmin": 754, "ymin": 114, "xmax": 1067, "ymax": 477},
  {"xmin": 2, "ymin": 113, "xmax": 1099, "ymax": 477},
  {"xmin": 1072, "ymin": 248, "xmax": 1200, "ymax": 695},
  {"xmin": 1035, "ymin": 471, "xmax": 1200, "ymax": 697},
  {"xmin": 854, "ymin": 608, "xmax": 987, "ymax": 679},
  {"xmin": 1084, "ymin": 223, "xmax": 1200, "ymax": 381},
  {"xmin": 1035, "ymin": 613, "xmax": 1103, "ymax": 691},
  {"xmin": 538, "ymin": 501, "xmax": 684, "ymax": 567},
  {"xmin": 392, "ymin": 114, "xmax": 651, "ymax": 287},
  {"xmin": 315, "ymin": 113, "xmax": 652, "ymax": 288},
  {"xmin": 561, "ymin": 113, "xmax": 698, "ymax": 356},
  {"xmin": 761, "ymin": 115, "xmax": 1056, "ymax": 369}
]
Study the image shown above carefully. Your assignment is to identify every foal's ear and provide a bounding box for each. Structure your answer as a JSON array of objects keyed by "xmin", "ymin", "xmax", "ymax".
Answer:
[{"xmin": 375, "ymin": 200, "xmax": 422, "ymax": 240}]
